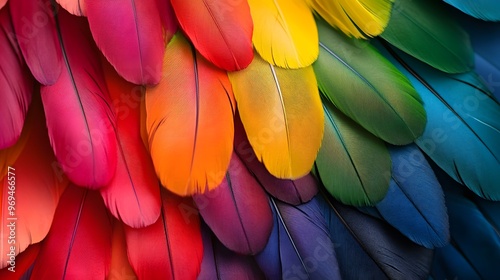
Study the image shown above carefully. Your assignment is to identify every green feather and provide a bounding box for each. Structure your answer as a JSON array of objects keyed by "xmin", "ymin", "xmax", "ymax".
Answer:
[
  {"xmin": 381, "ymin": 0, "xmax": 474, "ymax": 74},
  {"xmin": 313, "ymin": 18, "xmax": 426, "ymax": 145},
  {"xmin": 315, "ymin": 100, "xmax": 391, "ymax": 207}
]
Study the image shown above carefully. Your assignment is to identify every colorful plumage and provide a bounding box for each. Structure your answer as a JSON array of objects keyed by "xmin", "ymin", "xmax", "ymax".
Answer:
[{"xmin": 1, "ymin": 0, "xmax": 499, "ymax": 279}]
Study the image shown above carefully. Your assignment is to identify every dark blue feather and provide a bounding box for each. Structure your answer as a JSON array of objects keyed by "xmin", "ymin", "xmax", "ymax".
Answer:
[
  {"xmin": 431, "ymin": 167, "xmax": 500, "ymax": 280},
  {"xmin": 318, "ymin": 195, "xmax": 434, "ymax": 280},
  {"xmin": 198, "ymin": 222, "xmax": 265, "ymax": 280},
  {"xmin": 371, "ymin": 144, "xmax": 449, "ymax": 248},
  {"xmin": 375, "ymin": 40, "xmax": 500, "ymax": 200},
  {"xmin": 255, "ymin": 198, "xmax": 341, "ymax": 280}
]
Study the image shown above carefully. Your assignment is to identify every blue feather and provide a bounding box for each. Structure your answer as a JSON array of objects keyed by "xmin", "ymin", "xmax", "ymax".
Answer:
[
  {"xmin": 431, "ymin": 167, "xmax": 500, "ymax": 280},
  {"xmin": 375, "ymin": 40, "xmax": 500, "ymax": 200},
  {"xmin": 317, "ymin": 195, "xmax": 434, "ymax": 280},
  {"xmin": 255, "ymin": 197, "xmax": 341, "ymax": 280},
  {"xmin": 366, "ymin": 144, "xmax": 450, "ymax": 248},
  {"xmin": 444, "ymin": 0, "xmax": 500, "ymax": 21}
]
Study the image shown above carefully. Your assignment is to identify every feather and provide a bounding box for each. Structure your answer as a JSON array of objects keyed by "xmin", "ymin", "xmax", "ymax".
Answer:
[
  {"xmin": 315, "ymin": 100, "xmax": 391, "ymax": 206},
  {"xmin": 233, "ymin": 113, "xmax": 318, "ymax": 205},
  {"xmin": 146, "ymin": 34, "xmax": 235, "ymax": 196},
  {"xmin": 309, "ymin": 0, "xmax": 393, "ymax": 38},
  {"xmin": 247, "ymin": 0, "xmax": 318, "ymax": 68},
  {"xmin": 99, "ymin": 60, "xmax": 161, "ymax": 228},
  {"xmin": 0, "ymin": 6, "xmax": 34, "ymax": 149},
  {"xmin": 381, "ymin": 0, "xmax": 474, "ymax": 74},
  {"xmin": 255, "ymin": 197, "xmax": 341, "ymax": 280},
  {"xmin": 198, "ymin": 222, "xmax": 265, "ymax": 280},
  {"xmin": 369, "ymin": 144, "xmax": 449, "ymax": 248},
  {"xmin": 156, "ymin": 0, "xmax": 178, "ymax": 43},
  {"xmin": 108, "ymin": 221, "xmax": 137, "ymax": 280},
  {"xmin": 171, "ymin": 0, "xmax": 253, "ymax": 71},
  {"xmin": 228, "ymin": 53, "xmax": 323, "ymax": 179},
  {"xmin": 1, "ymin": 96, "xmax": 67, "ymax": 267},
  {"xmin": 318, "ymin": 194, "xmax": 434, "ymax": 279},
  {"xmin": 193, "ymin": 153, "xmax": 273, "ymax": 255},
  {"xmin": 0, "ymin": 244, "xmax": 39, "ymax": 279},
  {"xmin": 377, "ymin": 41, "xmax": 500, "ymax": 200},
  {"xmin": 41, "ymin": 10, "xmax": 117, "ymax": 188},
  {"xmin": 125, "ymin": 190, "xmax": 203, "ymax": 280},
  {"xmin": 0, "ymin": 0, "xmax": 6, "ymax": 9},
  {"xmin": 86, "ymin": 0, "xmax": 164, "ymax": 85},
  {"xmin": 431, "ymin": 168, "xmax": 500, "ymax": 280},
  {"xmin": 314, "ymin": 18, "xmax": 426, "ymax": 145},
  {"xmin": 56, "ymin": 0, "xmax": 86, "ymax": 16},
  {"xmin": 9, "ymin": 0, "xmax": 62, "ymax": 85},
  {"xmin": 444, "ymin": 0, "xmax": 500, "ymax": 21},
  {"xmin": 30, "ymin": 184, "xmax": 113, "ymax": 279}
]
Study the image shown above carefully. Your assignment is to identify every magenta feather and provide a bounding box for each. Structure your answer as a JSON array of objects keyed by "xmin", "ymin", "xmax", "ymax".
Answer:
[
  {"xmin": 0, "ymin": 6, "xmax": 34, "ymax": 149},
  {"xmin": 156, "ymin": 0, "xmax": 178, "ymax": 43},
  {"xmin": 86, "ymin": 0, "xmax": 164, "ymax": 85},
  {"xmin": 9, "ymin": 0, "xmax": 62, "ymax": 85},
  {"xmin": 193, "ymin": 153, "xmax": 273, "ymax": 255},
  {"xmin": 41, "ymin": 10, "xmax": 117, "ymax": 188}
]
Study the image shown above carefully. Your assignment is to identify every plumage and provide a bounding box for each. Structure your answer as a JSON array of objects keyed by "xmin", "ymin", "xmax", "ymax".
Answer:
[
  {"xmin": 146, "ymin": 34, "xmax": 235, "ymax": 196},
  {"xmin": 368, "ymin": 144, "xmax": 449, "ymax": 248},
  {"xmin": 445, "ymin": 0, "xmax": 500, "ymax": 21},
  {"xmin": 171, "ymin": 0, "xmax": 253, "ymax": 71},
  {"xmin": 316, "ymin": 101, "xmax": 391, "ymax": 206},
  {"xmin": 0, "ymin": 6, "xmax": 34, "ymax": 149},
  {"xmin": 247, "ymin": 0, "xmax": 318, "ymax": 68},
  {"xmin": 57, "ymin": 0, "xmax": 86, "ymax": 16},
  {"xmin": 309, "ymin": 0, "xmax": 393, "ymax": 38},
  {"xmin": 156, "ymin": 0, "xmax": 178, "ymax": 43},
  {"xmin": 314, "ymin": 18, "xmax": 426, "ymax": 145},
  {"xmin": 381, "ymin": 0, "xmax": 474, "ymax": 74},
  {"xmin": 108, "ymin": 221, "xmax": 137, "ymax": 280},
  {"xmin": 125, "ymin": 190, "xmax": 203, "ymax": 280},
  {"xmin": 9, "ymin": 0, "xmax": 62, "ymax": 85},
  {"xmin": 0, "ymin": 0, "xmax": 6, "ymax": 9},
  {"xmin": 193, "ymin": 153, "xmax": 273, "ymax": 255},
  {"xmin": 431, "ymin": 168, "xmax": 500, "ymax": 280},
  {"xmin": 318, "ymin": 195, "xmax": 434, "ymax": 280},
  {"xmin": 255, "ymin": 197, "xmax": 341, "ymax": 280},
  {"xmin": 198, "ymin": 222, "xmax": 265, "ymax": 280},
  {"xmin": 99, "ymin": 60, "xmax": 161, "ymax": 228},
  {"xmin": 41, "ymin": 10, "xmax": 117, "ymax": 188},
  {"xmin": 229, "ymin": 53, "xmax": 323, "ymax": 179},
  {"xmin": 30, "ymin": 184, "xmax": 113, "ymax": 279},
  {"xmin": 0, "ymin": 244, "xmax": 39, "ymax": 280},
  {"xmin": 378, "ymin": 41, "xmax": 500, "ymax": 200},
  {"xmin": 86, "ymin": 0, "xmax": 164, "ymax": 85},
  {"xmin": 233, "ymin": 114, "xmax": 318, "ymax": 205},
  {"xmin": 1, "ymin": 96, "xmax": 67, "ymax": 267}
]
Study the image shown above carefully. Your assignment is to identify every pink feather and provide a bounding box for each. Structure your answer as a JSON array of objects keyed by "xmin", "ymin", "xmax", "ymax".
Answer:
[
  {"xmin": 0, "ymin": 0, "xmax": 6, "ymax": 10},
  {"xmin": 41, "ymin": 10, "xmax": 117, "ymax": 188},
  {"xmin": 0, "ymin": 6, "xmax": 34, "ymax": 149},
  {"xmin": 56, "ymin": 0, "xmax": 86, "ymax": 16},
  {"xmin": 156, "ymin": 0, "xmax": 178, "ymax": 43},
  {"xmin": 9, "ymin": 0, "xmax": 62, "ymax": 85},
  {"xmin": 86, "ymin": 0, "xmax": 164, "ymax": 85}
]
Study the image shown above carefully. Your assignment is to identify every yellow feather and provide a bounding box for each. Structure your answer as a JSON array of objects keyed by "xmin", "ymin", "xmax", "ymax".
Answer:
[
  {"xmin": 248, "ymin": 0, "xmax": 318, "ymax": 68},
  {"xmin": 228, "ymin": 53, "xmax": 324, "ymax": 179},
  {"xmin": 309, "ymin": 0, "xmax": 394, "ymax": 38}
]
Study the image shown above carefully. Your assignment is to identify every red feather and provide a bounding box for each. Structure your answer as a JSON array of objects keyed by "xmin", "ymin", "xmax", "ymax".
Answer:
[
  {"xmin": 9, "ymin": 0, "xmax": 62, "ymax": 85},
  {"xmin": 100, "ymin": 61, "xmax": 161, "ymax": 228},
  {"xmin": 0, "ymin": 6, "xmax": 34, "ymax": 149},
  {"xmin": 0, "ymin": 243, "xmax": 40, "ymax": 279},
  {"xmin": 108, "ymin": 221, "xmax": 137, "ymax": 280},
  {"xmin": 0, "ymin": 0, "xmax": 6, "ymax": 9},
  {"xmin": 125, "ymin": 190, "xmax": 203, "ymax": 280},
  {"xmin": 30, "ymin": 185, "xmax": 113, "ymax": 279},
  {"xmin": 193, "ymin": 153, "xmax": 273, "ymax": 255},
  {"xmin": 86, "ymin": 0, "xmax": 164, "ymax": 85},
  {"xmin": 1, "ymin": 95, "xmax": 67, "ymax": 267},
  {"xmin": 41, "ymin": 10, "xmax": 117, "ymax": 188},
  {"xmin": 171, "ymin": 0, "xmax": 254, "ymax": 71},
  {"xmin": 156, "ymin": 0, "xmax": 178, "ymax": 43}
]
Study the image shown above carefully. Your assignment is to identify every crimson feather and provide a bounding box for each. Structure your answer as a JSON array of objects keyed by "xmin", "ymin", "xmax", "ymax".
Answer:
[
  {"xmin": 156, "ymin": 0, "xmax": 178, "ymax": 44},
  {"xmin": 108, "ymin": 221, "xmax": 137, "ymax": 280},
  {"xmin": 125, "ymin": 190, "xmax": 203, "ymax": 280},
  {"xmin": 30, "ymin": 184, "xmax": 113, "ymax": 279},
  {"xmin": 171, "ymin": 0, "xmax": 254, "ymax": 71},
  {"xmin": 0, "ymin": 244, "xmax": 39, "ymax": 279},
  {"xmin": 193, "ymin": 153, "xmax": 273, "ymax": 255},
  {"xmin": 9, "ymin": 0, "xmax": 62, "ymax": 85},
  {"xmin": 86, "ymin": 0, "xmax": 164, "ymax": 85},
  {"xmin": 41, "ymin": 10, "xmax": 117, "ymax": 188},
  {"xmin": 0, "ymin": 6, "xmax": 34, "ymax": 149}
]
